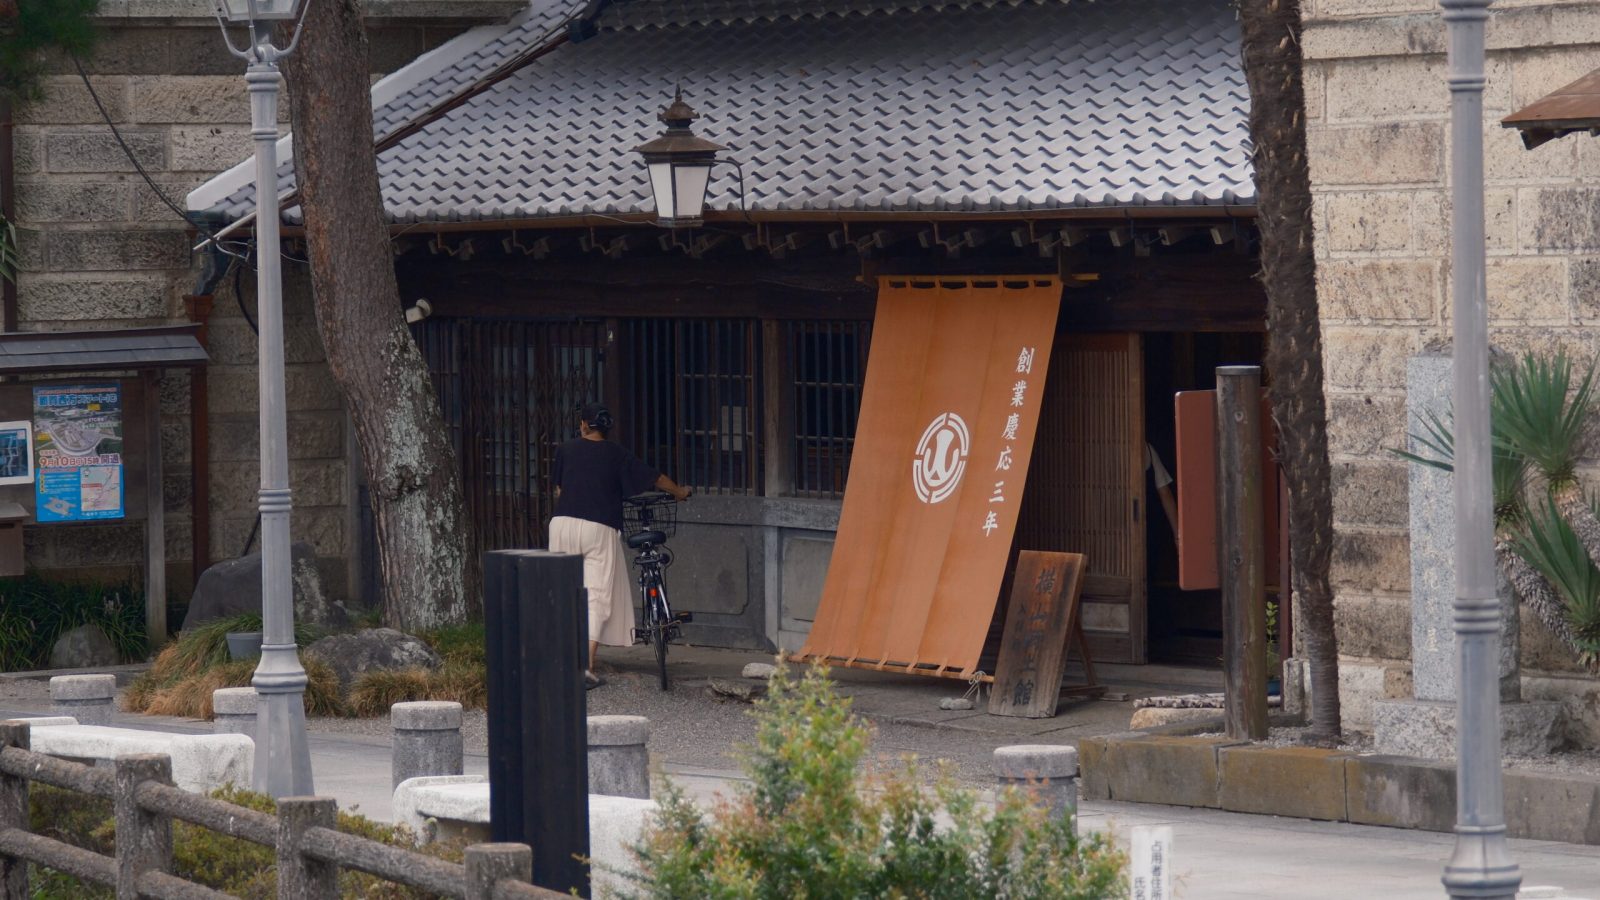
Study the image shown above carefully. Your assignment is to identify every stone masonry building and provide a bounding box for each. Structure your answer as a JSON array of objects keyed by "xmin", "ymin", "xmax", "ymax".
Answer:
[
  {"xmin": 1305, "ymin": 0, "xmax": 1600, "ymax": 741},
  {"xmin": 10, "ymin": 0, "xmax": 522, "ymax": 600}
]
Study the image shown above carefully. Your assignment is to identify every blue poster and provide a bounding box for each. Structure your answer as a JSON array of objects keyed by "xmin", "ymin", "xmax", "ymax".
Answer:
[{"xmin": 33, "ymin": 384, "xmax": 124, "ymax": 523}]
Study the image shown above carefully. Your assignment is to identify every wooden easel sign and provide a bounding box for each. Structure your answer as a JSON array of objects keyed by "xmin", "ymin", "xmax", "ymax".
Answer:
[{"xmin": 989, "ymin": 550, "xmax": 1102, "ymax": 718}]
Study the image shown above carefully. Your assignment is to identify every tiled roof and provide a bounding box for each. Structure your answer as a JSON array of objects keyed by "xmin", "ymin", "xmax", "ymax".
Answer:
[{"xmin": 191, "ymin": 0, "xmax": 1253, "ymax": 224}]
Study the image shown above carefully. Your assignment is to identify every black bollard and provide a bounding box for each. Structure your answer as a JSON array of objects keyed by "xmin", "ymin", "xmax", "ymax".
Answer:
[{"xmin": 484, "ymin": 550, "xmax": 589, "ymax": 896}]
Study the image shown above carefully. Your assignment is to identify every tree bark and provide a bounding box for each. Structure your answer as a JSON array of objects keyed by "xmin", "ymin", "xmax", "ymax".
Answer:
[
  {"xmin": 282, "ymin": 0, "xmax": 474, "ymax": 629},
  {"xmin": 1496, "ymin": 538, "xmax": 1582, "ymax": 659},
  {"xmin": 1551, "ymin": 481, "xmax": 1600, "ymax": 573},
  {"xmin": 1238, "ymin": 0, "xmax": 1342, "ymax": 740}
]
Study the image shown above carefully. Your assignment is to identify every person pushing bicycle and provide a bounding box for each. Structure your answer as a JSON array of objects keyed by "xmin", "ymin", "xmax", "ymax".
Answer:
[{"xmin": 550, "ymin": 403, "xmax": 691, "ymax": 690}]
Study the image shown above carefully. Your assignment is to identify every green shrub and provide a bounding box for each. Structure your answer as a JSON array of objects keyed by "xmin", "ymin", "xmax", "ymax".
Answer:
[
  {"xmin": 419, "ymin": 621, "xmax": 487, "ymax": 668},
  {"xmin": 619, "ymin": 662, "xmax": 1127, "ymax": 899},
  {"xmin": 26, "ymin": 783, "xmax": 468, "ymax": 898},
  {"xmin": 0, "ymin": 575, "xmax": 145, "ymax": 672}
]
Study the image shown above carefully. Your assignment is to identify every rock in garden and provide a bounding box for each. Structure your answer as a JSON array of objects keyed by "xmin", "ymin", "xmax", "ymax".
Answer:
[
  {"xmin": 938, "ymin": 697, "xmax": 974, "ymax": 711},
  {"xmin": 304, "ymin": 628, "xmax": 442, "ymax": 692},
  {"xmin": 741, "ymin": 662, "xmax": 777, "ymax": 679},
  {"xmin": 182, "ymin": 541, "xmax": 351, "ymax": 631},
  {"xmin": 48, "ymin": 624, "xmax": 119, "ymax": 669},
  {"xmin": 708, "ymin": 679, "xmax": 766, "ymax": 703},
  {"xmin": 1129, "ymin": 706, "xmax": 1224, "ymax": 730}
]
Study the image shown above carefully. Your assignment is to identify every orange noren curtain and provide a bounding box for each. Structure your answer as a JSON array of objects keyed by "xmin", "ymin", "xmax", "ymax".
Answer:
[{"xmin": 799, "ymin": 276, "xmax": 1062, "ymax": 676}]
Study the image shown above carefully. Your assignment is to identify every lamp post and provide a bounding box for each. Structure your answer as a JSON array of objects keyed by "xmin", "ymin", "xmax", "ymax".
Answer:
[
  {"xmin": 1440, "ymin": 1, "xmax": 1519, "ymax": 897},
  {"xmin": 635, "ymin": 88, "xmax": 726, "ymax": 228},
  {"xmin": 211, "ymin": 0, "xmax": 314, "ymax": 798}
]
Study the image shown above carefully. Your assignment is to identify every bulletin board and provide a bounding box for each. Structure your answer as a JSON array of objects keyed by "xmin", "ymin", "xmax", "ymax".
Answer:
[{"xmin": 0, "ymin": 377, "xmax": 152, "ymax": 524}]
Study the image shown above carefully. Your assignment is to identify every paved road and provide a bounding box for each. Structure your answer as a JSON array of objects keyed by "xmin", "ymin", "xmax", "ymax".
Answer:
[{"xmin": 4, "ymin": 647, "xmax": 1599, "ymax": 897}]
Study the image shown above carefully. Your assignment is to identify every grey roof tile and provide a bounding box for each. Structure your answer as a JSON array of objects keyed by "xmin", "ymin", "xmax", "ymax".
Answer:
[{"xmin": 196, "ymin": 0, "xmax": 1252, "ymax": 224}]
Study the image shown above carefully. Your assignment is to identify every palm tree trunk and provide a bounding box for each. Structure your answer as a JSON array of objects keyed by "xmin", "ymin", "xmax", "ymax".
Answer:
[
  {"xmin": 1496, "ymin": 537, "xmax": 1580, "ymax": 653},
  {"xmin": 1238, "ymin": 0, "xmax": 1342, "ymax": 741},
  {"xmin": 1550, "ymin": 481, "xmax": 1600, "ymax": 569},
  {"xmin": 281, "ymin": 0, "xmax": 476, "ymax": 629}
]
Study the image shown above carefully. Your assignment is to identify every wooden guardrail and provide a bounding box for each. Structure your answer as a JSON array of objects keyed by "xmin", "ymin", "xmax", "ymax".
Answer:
[{"xmin": 0, "ymin": 721, "xmax": 567, "ymax": 900}]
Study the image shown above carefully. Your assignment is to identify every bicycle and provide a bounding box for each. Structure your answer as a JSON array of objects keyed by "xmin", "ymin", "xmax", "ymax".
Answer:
[{"xmin": 623, "ymin": 491, "xmax": 692, "ymax": 690}]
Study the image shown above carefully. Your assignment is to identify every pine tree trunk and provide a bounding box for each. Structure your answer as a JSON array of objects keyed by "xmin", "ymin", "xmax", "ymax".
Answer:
[
  {"xmin": 1238, "ymin": 0, "xmax": 1342, "ymax": 740},
  {"xmin": 281, "ymin": 0, "xmax": 474, "ymax": 630}
]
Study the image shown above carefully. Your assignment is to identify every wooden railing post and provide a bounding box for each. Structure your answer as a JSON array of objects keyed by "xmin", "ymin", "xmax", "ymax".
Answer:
[
  {"xmin": 466, "ymin": 843, "xmax": 534, "ymax": 900},
  {"xmin": 0, "ymin": 722, "xmax": 29, "ymax": 900},
  {"xmin": 277, "ymin": 797, "xmax": 338, "ymax": 900},
  {"xmin": 114, "ymin": 754, "xmax": 173, "ymax": 900}
]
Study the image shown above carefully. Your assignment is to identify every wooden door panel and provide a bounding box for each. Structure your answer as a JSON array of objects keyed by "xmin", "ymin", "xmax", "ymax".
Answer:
[{"xmin": 1017, "ymin": 333, "xmax": 1146, "ymax": 663}]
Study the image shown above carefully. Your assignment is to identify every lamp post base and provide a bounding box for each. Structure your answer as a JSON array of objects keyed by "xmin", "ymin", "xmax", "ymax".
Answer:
[
  {"xmin": 252, "ymin": 641, "xmax": 313, "ymax": 797},
  {"xmin": 1443, "ymin": 826, "xmax": 1520, "ymax": 900}
]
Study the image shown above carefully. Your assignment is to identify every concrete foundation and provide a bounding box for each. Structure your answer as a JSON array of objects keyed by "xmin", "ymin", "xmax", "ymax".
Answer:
[{"xmin": 1372, "ymin": 697, "xmax": 1563, "ymax": 759}]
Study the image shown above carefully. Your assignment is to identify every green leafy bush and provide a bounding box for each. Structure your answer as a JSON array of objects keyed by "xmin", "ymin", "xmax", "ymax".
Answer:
[
  {"xmin": 26, "ymin": 783, "xmax": 468, "ymax": 898},
  {"xmin": 0, "ymin": 575, "xmax": 145, "ymax": 672},
  {"xmin": 620, "ymin": 663, "xmax": 1127, "ymax": 899}
]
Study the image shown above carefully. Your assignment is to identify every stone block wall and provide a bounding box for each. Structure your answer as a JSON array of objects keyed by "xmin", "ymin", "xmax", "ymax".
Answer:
[
  {"xmin": 9, "ymin": 1, "xmax": 513, "ymax": 606},
  {"xmin": 1304, "ymin": 1, "xmax": 1600, "ymax": 693}
]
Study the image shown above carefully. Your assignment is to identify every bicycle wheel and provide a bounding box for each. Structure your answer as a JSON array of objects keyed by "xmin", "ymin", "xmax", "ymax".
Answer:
[{"xmin": 652, "ymin": 600, "xmax": 670, "ymax": 691}]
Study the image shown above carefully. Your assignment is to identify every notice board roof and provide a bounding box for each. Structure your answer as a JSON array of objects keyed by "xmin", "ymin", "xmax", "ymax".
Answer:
[
  {"xmin": 1503, "ymin": 67, "xmax": 1600, "ymax": 149},
  {"xmin": 0, "ymin": 325, "xmax": 209, "ymax": 375}
]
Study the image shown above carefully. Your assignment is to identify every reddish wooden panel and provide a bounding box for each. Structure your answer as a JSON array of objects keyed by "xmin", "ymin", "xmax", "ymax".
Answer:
[{"xmin": 1174, "ymin": 390, "xmax": 1280, "ymax": 591}]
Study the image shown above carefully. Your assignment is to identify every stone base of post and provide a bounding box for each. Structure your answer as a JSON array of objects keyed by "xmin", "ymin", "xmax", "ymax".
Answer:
[
  {"xmin": 50, "ymin": 674, "xmax": 116, "ymax": 726},
  {"xmin": 392, "ymin": 701, "xmax": 464, "ymax": 790},
  {"xmin": 1373, "ymin": 698, "xmax": 1561, "ymax": 759},
  {"xmin": 993, "ymin": 745, "xmax": 1078, "ymax": 829},
  {"xmin": 587, "ymin": 715, "xmax": 650, "ymax": 799},
  {"xmin": 212, "ymin": 687, "xmax": 259, "ymax": 735}
]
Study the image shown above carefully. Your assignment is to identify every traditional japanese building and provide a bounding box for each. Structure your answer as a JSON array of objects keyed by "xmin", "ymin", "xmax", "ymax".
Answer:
[{"xmin": 190, "ymin": 0, "xmax": 1268, "ymax": 669}]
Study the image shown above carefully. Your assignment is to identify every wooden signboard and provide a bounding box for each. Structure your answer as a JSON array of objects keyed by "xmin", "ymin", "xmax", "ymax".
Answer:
[{"xmin": 988, "ymin": 550, "xmax": 1099, "ymax": 718}]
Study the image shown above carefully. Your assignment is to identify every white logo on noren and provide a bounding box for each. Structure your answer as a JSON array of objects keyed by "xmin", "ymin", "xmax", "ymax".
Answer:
[{"xmin": 913, "ymin": 412, "xmax": 970, "ymax": 504}]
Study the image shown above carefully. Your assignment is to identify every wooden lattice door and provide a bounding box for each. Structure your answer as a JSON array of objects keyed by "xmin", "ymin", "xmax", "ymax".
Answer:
[{"xmin": 1017, "ymin": 333, "xmax": 1146, "ymax": 663}]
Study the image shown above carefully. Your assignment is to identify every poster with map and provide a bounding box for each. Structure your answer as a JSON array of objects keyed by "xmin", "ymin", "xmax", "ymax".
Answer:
[{"xmin": 33, "ymin": 384, "xmax": 124, "ymax": 522}]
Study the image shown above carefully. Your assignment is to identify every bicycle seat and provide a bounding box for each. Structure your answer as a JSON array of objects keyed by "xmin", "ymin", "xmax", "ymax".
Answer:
[{"xmin": 627, "ymin": 530, "xmax": 666, "ymax": 550}]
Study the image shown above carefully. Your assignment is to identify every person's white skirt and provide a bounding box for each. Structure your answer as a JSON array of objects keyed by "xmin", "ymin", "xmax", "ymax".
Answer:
[{"xmin": 548, "ymin": 515, "xmax": 637, "ymax": 647}]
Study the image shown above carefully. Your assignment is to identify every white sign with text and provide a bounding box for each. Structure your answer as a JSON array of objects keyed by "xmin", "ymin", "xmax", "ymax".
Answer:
[{"xmin": 1129, "ymin": 825, "xmax": 1173, "ymax": 900}]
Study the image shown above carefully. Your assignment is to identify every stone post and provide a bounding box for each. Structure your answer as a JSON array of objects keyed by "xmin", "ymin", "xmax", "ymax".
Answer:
[
  {"xmin": 212, "ymin": 688, "xmax": 259, "ymax": 736},
  {"xmin": 392, "ymin": 701, "xmax": 464, "ymax": 790},
  {"xmin": 465, "ymin": 843, "xmax": 533, "ymax": 900},
  {"xmin": 587, "ymin": 715, "xmax": 650, "ymax": 799},
  {"xmin": 114, "ymin": 754, "xmax": 174, "ymax": 900},
  {"xmin": 276, "ymin": 796, "xmax": 338, "ymax": 900},
  {"xmin": 1373, "ymin": 353, "xmax": 1558, "ymax": 760},
  {"xmin": 993, "ymin": 745, "xmax": 1077, "ymax": 829},
  {"xmin": 50, "ymin": 674, "xmax": 116, "ymax": 726}
]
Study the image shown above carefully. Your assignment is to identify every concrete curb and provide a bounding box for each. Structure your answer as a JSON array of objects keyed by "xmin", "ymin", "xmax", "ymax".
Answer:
[{"xmin": 1081, "ymin": 731, "xmax": 1600, "ymax": 844}]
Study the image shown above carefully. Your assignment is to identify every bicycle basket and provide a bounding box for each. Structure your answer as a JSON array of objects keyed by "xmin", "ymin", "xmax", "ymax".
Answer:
[{"xmin": 623, "ymin": 496, "xmax": 678, "ymax": 539}]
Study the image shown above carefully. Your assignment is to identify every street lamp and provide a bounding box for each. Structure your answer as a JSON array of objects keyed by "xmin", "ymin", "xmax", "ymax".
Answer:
[
  {"xmin": 635, "ymin": 88, "xmax": 726, "ymax": 228},
  {"xmin": 211, "ymin": 0, "xmax": 315, "ymax": 798},
  {"xmin": 1440, "ymin": 1, "xmax": 1519, "ymax": 898}
]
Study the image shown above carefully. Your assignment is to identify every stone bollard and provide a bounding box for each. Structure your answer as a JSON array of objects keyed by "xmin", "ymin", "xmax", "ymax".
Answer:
[
  {"xmin": 212, "ymin": 687, "xmax": 259, "ymax": 735},
  {"xmin": 587, "ymin": 715, "xmax": 650, "ymax": 799},
  {"xmin": 392, "ymin": 701, "xmax": 464, "ymax": 790},
  {"xmin": 50, "ymin": 674, "xmax": 116, "ymax": 726},
  {"xmin": 994, "ymin": 745, "xmax": 1078, "ymax": 828}
]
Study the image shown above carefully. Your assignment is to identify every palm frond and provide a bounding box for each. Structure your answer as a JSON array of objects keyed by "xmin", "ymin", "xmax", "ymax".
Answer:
[
  {"xmin": 1492, "ymin": 350, "xmax": 1597, "ymax": 487},
  {"xmin": 1391, "ymin": 407, "xmax": 1529, "ymax": 527},
  {"xmin": 0, "ymin": 216, "xmax": 18, "ymax": 286},
  {"xmin": 1508, "ymin": 496, "xmax": 1600, "ymax": 656}
]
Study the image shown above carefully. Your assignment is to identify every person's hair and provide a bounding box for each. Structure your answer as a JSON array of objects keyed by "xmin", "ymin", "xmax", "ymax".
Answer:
[{"xmin": 579, "ymin": 402, "xmax": 614, "ymax": 436}]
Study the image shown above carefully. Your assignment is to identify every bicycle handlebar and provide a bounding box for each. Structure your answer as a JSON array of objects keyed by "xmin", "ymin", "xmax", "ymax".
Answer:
[{"xmin": 625, "ymin": 491, "xmax": 678, "ymax": 505}]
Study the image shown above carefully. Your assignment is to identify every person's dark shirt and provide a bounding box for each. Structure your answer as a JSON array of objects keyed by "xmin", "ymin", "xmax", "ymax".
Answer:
[{"xmin": 551, "ymin": 438, "xmax": 660, "ymax": 531}]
